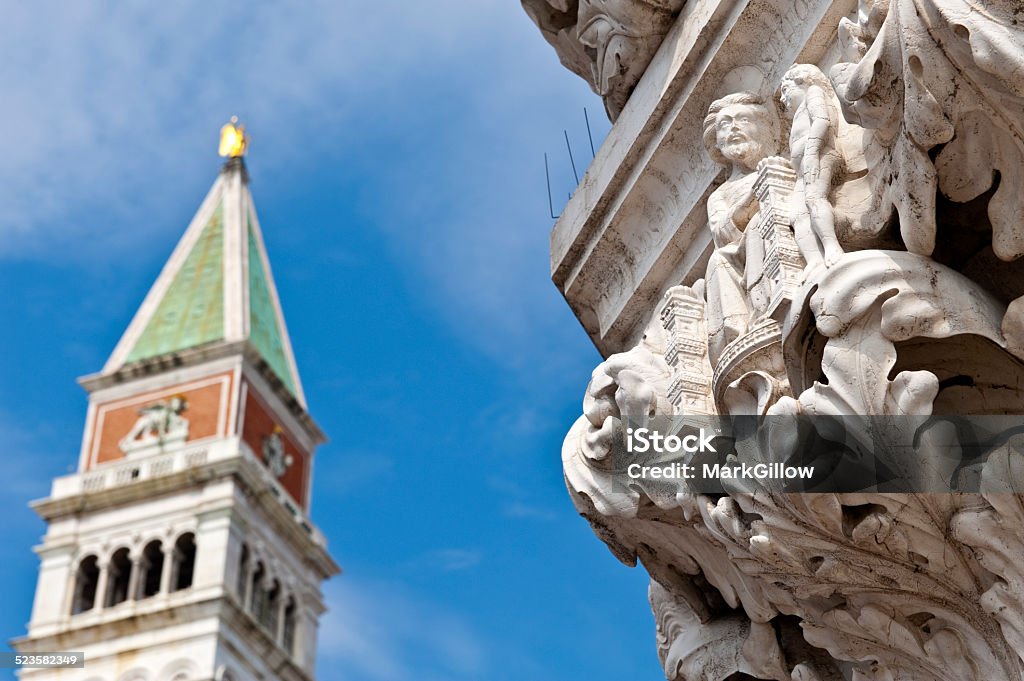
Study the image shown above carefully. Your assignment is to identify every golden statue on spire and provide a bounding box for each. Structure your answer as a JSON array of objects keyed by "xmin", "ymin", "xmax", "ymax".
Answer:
[{"xmin": 219, "ymin": 116, "xmax": 248, "ymax": 158}]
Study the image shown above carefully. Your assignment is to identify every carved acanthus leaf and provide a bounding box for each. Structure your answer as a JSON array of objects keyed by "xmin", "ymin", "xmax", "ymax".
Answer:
[
  {"xmin": 651, "ymin": 579, "xmax": 788, "ymax": 681},
  {"xmin": 701, "ymin": 473, "xmax": 1017, "ymax": 679},
  {"xmin": 791, "ymin": 250, "xmax": 1006, "ymax": 416},
  {"xmin": 831, "ymin": 0, "xmax": 1024, "ymax": 259},
  {"xmin": 954, "ymin": 437, "xmax": 1024, "ymax": 666},
  {"xmin": 801, "ymin": 600, "xmax": 983, "ymax": 681}
]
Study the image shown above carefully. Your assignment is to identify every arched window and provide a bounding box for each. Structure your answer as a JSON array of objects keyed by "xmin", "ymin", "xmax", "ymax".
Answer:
[
  {"xmin": 105, "ymin": 547, "xmax": 132, "ymax": 607},
  {"xmin": 71, "ymin": 555, "xmax": 100, "ymax": 614},
  {"xmin": 249, "ymin": 562, "xmax": 266, "ymax": 615},
  {"xmin": 163, "ymin": 659, "xmax": 200, "ymax": 681},
  {"xmin": 138, "ymin": 540, "xmax": 164, "ymax": 599},
  {"xmin": 261, "ymin": 579, "xmax": 280, "ymax": 632},
  {"xmin": 236, "ymin": 544, "xmax": 249, "ymax": 598},
  {"xmin": 171, "ymin": 533, "xmax": 196, "ymax": 592},
  {"xmin": 282, "ymin": 596, "xmax": 297, "ymax": 653}
]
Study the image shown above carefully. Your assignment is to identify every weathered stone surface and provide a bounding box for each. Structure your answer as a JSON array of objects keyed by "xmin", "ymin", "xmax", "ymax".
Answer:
[
  {"xmin": 535, "ymin": 0, "xmax": 1024, "ymax": 677},
  {"xmin": 547, "ymin": 0, "xmax": 857, "ymax": 356}
]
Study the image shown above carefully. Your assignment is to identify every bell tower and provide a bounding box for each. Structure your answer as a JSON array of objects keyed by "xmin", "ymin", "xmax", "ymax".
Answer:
[{"xmin": 14, "ymin": 121, "xmax": 340, "ymax": 681}]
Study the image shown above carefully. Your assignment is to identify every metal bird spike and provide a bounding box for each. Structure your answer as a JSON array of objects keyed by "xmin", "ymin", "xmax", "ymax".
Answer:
[
  {"xmin": 564, "ymin": 129, "xmax": 579, "ymax": 185},
  {"xmin": 584, "ymin": 108, "xmax": 596, "ymax": 158},
  {"xmin": 544, "ymin": 153, "xmax": 560, "ymax": 219}
]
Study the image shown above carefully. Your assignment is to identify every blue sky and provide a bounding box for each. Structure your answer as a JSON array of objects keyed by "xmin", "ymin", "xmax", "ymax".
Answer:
[{"xmin": 0, "ymin": 3, "xmax": 663, "ymax": 680}]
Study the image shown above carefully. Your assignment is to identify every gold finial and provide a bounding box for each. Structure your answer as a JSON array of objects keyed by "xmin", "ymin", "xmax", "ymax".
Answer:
[{"xmin": 219, "ymin": 116, "xmax": 248, "ymax": 158}]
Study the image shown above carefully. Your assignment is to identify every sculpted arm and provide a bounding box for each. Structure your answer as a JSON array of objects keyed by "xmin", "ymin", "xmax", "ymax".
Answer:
[{"xmin": 800, "ymin": 85, "xmax": 835, "ymax": 185}]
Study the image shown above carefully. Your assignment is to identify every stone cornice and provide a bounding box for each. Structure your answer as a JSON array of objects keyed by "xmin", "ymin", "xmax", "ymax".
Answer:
[{"xmin": 32, "ymin": 438, "xmax": 339, "ymax": 580}]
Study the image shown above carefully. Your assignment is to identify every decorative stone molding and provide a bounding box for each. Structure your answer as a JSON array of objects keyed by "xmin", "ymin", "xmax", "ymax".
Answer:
[
  {"xmin": 831, "ymin": 0, "xmax": 1024, "ymax": 262},
  {"xmin": 651, "ymin": 579, "xmax": 789, "ymax": 681},
  {"xmin": 751, "ymin": 160, "xmax": 804, "ymax": 319},
  {"xmin": 712, "ymin": 317, "xmax": 786, "ymax": 415},
  {"xmin": 660, "ymin": 284, "xmax": 714, "ymax": 414}
]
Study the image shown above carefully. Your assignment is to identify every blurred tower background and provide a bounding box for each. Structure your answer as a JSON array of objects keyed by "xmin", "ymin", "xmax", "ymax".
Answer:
[{"xmin": 14, "ymin": 122, "xmax": 339, "ymax": 681}]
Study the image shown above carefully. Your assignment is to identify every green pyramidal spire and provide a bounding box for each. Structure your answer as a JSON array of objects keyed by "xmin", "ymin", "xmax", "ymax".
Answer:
[
  {"xmin": 125, "ymin": 204, "xmax": 226, "ymax": 363},
  {"xmin": 104, "ymin": 157, "xmax": 306, "ymax": 406}
]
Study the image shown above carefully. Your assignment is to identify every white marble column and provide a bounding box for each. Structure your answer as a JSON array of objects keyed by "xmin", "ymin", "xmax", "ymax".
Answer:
[
  {"xmin": 242, "ymin": 561, "xmax": 255, "ymax": 613},
  {"xmin": 94, "ymin": 561, "xmax": 109, "ymax": 611},
  {"xmin": 126, "ymin": 554, "xmax": 142, "ymax": 602},
  {"xmin": 159, "ymin": 545, "xmax": 175, "ymax": 595},
  {"xmin": 275, "ymin": 592, "xmax": 288, "ymax": 644}
]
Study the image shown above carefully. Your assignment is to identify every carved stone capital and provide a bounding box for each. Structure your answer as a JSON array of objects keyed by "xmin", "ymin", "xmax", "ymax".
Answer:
[{"xmin": 549, "ymin": 0, "xmax": 1024, "ymax": 678}]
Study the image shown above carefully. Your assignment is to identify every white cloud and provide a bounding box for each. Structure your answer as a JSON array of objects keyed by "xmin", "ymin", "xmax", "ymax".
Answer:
[
  {"xmin": 0, "ymin": 1, "xmax": 513, "ymax": 257},
  {"xmin": 486, "ymin": 474, "xmax": 562, "ymax": 524},
  {"xmin": 366, "ymin": 13, "xmax": 610, "ymax": 368},
  {"xmin": 318, "ymin": 576, "xmax": 486, "ymax": 681},
  {"xmin": 503, "ymin": 502, "xmax": 558, "ymax": 521},
  {"xmin": 0, "ymin": 0, "xmax": 605, "ymax": 370},
  {"xmin": 407, "ymin": 548, "xmax": 483, "ymax": 572}
]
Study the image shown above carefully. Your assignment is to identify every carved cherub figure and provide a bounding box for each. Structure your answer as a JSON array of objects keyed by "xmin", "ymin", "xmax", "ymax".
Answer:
[
  {"xmin": 777, "ymin": 64, "xmax": 845, "ymax": 267},
  {"xmin": 701, "ymin": 92, "xmax": 781, "ymax": 362}
]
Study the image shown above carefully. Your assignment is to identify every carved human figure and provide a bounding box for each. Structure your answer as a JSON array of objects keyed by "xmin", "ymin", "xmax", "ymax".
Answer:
[
  {"xmin": 119, "ymin": 396, "xmax": 189, "ymax": 453},
  {"xmin": 701, "ymin": 93, "xmax": 781, "ymax": 363},
  {"xmin": 778, "ymin": 64, "xmax": 844, "ymax": 268},
  {"xmin": 576, "ymin": 0, "xmax": 685, "ymax": 117},
  {"xmin": 262, "ymin": 426, "xmax": 294, "ymax": 479}
]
